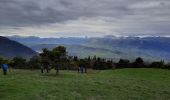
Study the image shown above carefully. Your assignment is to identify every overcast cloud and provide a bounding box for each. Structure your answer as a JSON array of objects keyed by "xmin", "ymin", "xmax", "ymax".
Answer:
[{"xmin": 0, "ymin": 0, "xmax": 170, "ymax": 37}]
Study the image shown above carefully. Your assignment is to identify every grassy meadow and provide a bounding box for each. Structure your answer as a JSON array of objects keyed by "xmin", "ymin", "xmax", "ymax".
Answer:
[{"xmin": 0, "ymin": 68, "xmax": 170, "ymax": 100}]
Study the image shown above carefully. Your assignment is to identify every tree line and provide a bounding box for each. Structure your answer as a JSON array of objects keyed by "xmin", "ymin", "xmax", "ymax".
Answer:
[{"xmin": 0, "ymin": 46, "xmax": 170, "ymax": 72}]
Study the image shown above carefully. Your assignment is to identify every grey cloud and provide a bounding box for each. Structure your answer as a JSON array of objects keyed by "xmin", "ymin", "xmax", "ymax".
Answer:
[
  {"xmin": 0, "ymin": 0, "xmax": 170, "ymax": 36},
  {"xmin": 0, "ymin": 0, "xmax": 75, "ymax": 26},
  {"xmin": 0, "ymin": 0, "xmax": 134, "ymax": 26}
]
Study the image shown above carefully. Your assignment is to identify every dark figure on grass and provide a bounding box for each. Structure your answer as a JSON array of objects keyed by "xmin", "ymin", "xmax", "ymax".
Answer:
[
  {"xmin": 41, "ymin": 64, "xmax": 51, "ymax": 74},
  {"xmin": 41, "ymin": 66, "xmax": 44, "ymax": 73},
  {"xmin": 46, "ymin": 65, "xmax": 51, "ymax": 73},
  {"xmin": 78, "ymin": 66, "xmax": 86, "ymax": 73},
  {"xmin": 2, "ymin": 64, "xmax": 9, "ymax": 75}
]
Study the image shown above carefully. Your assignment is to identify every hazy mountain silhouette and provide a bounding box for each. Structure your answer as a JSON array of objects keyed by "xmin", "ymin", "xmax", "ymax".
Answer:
[{"xmin": 0, "ymin": 36, "xmax": 37, "ymax": 58}]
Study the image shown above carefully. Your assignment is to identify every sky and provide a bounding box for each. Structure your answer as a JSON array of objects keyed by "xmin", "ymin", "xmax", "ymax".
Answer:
[{"xmin": 0, "ymin": 0, "xmax": 170, "ymax": 37}]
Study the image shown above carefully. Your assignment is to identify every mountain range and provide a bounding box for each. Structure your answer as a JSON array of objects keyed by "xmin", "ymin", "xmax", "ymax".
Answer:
[
  {"xmin": 0, "ymin": 36, "xmax": 37, "ymax": 58},
  {"xmin": 7, "ymin": 35, "xmax": 170, "ymax": 62}
]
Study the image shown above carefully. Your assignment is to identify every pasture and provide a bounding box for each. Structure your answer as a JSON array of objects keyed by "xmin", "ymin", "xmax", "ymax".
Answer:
[{"xmin": 0, "ymin": 68, "xmax": 170, "ymax": 100}]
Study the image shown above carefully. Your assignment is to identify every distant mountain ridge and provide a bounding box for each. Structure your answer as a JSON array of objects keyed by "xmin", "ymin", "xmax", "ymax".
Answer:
[
  {"xmin": 0, "ymin": 36, "xmax": 37, "ymax": 58},
  {"xmin": 7, "ymin": 35, "xmax": 170, "ymax": 61},
  {"xmin": 7, "ymin": 35, "xmax": 88, "ymax": 45},
  {"xmin": 86, "ymin": 36, "xmax": 170, "ymax": 61}
]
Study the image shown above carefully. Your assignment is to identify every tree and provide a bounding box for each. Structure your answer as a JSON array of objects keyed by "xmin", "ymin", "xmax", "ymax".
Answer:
[
  {"xmin": 106, "ymin": 60, "xmax": 114, "ymax": 69},
  {"xmin": 92, "ymin": 57, "xmax": 108, "ymax": 70},
  {"xmin": 68, "ymin": 59, "xmax": 79, "ymax": 70},
  {"xmin": 150, "ymin": 60, "xmax": 164, "ymax": 68},
  {"xmin": 69, "ymin": 56, "xmax": 79, "ymax": 70},
  {"xmin": 73, "ymin": 56, "xmax": 78, "ymax": 61},
  {"xmin": 40, "ymin": 48, "xmax": 51, "ymax": 73},
  {"xmin": 164, "ymin": 62, "xmax": 170, "ymax": 69},
  {"xmin": 0, "ymin": 56, "xmax": 5, "ymax": 66},
  {"xmin": 39, "ymin": 46, "xmax": 67, "ymax": 75},
  {"xmin": 11, "ymin": 57, "xmax": 27, "ymax": 69},
  {"xmin": 133, "ymin": 57, "xmax": 145, "ymax": 68},
  {"xmin": 51, "ymin": 46, "xmax": 67, "ymax": 75},
  {"xmin": 117, "ymin": 59, "xmax": 130, "ymax": 68},
  {"xmin": 28, "ymin": 56, "xmax": 41, "ymax": 70}
]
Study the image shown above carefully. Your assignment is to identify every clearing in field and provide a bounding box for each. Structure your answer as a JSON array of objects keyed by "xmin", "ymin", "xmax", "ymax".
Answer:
[{"xmin": 0, "ymin": 68, "xmax": 170, "ymax": 100}]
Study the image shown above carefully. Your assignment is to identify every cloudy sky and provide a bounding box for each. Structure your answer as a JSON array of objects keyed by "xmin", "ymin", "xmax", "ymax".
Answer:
[{"xmin": 0, "ymin": 0, "xmax": 170, "ymax": 37}]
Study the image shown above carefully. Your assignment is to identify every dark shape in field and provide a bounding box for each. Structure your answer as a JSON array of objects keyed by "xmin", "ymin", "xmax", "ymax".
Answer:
[{"xmin": 2, "ymin": 64, "xmax": 8, "ymax": 75}]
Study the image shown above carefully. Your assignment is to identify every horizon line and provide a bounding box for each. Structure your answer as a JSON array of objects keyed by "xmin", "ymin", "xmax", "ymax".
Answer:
[{"xmin": 2, "ymin": 34, "xmax": 170, "ymax": 38}]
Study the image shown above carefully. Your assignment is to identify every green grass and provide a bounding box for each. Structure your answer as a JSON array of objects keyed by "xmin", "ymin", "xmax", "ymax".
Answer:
[{"xmin": 0, "ymin": 68, "xmax": 170, "ymax": 100}]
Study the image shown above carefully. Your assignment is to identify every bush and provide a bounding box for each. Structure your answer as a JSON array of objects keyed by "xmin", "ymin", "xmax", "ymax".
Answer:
[{"xmin": 11, "ymin": 57, "xmax": 27, "ymax": 69}]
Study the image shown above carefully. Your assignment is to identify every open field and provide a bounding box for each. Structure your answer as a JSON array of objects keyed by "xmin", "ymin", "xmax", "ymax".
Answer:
[{"xmin": 0, "ymin": 68, "xmax": 170, "ymax": 100}]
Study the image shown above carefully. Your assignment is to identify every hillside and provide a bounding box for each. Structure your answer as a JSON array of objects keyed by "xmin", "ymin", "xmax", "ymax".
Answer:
[
  {"xmin": 0, "ymin": 36, "xmax": 37, "ymax": 58},
  {"xmin": 86, "ymin": 36, "xmax": 170, "ymax": 61},
  {"xmin": 30, "ymin": 44, "xmax": 127, "ymax": 60}
]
